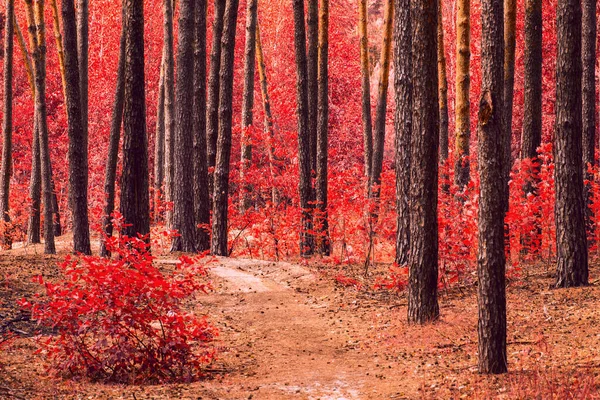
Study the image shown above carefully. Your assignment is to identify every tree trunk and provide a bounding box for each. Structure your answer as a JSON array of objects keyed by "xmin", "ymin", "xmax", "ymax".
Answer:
[
  {"xmin": 77, "ymin": 0, "xmax": 89, "ymax": 183},
  {"xmin": 255, "ymin": 21, "xmax": 278, "ymax": 205},
  {"xmin": 477, "ymin": 0, "xmax": 507, "ymax": 374},
  {"xmin": 171, "ymin": 0, "xmax": 197, "ymax": 253},
  {"xmin": 206, "ymin": 0, "xmax": 226, "ymax": 199},
  {"xmin": 394, "ymin": 0, "xmax": 411, "ymax": 266},
  {"xmin": 211, "ymin": 0, "xmax": 239, "ymax": 256},
  {"xmin": 520, "ymin": 0, "xmax": 542, "ymax": 160},
  {"xmin": 153, "ymin": 60, "xmax": 165, "ymax": 221},
  {"xmin": 99, "ymin": 2, "xmax": 126, "ymax": 258},
  {"xmin": 307, "ymin": 0, "xmax": 318, "ymax": 178},
  {"xmin": 62, "ymin": 0, "xmax": 90, "ymax": 254},
  {"xmin": 581, "ymin": 0, "xmax": 596, "ymax": 240},
  {"xmin": 239, "ymin": 0, "xmax": 257, "ymax": 212},
  {"xmin": 455, "ymin": 0, "xmax": 471, "ymax": 188},
  {"xmin": 554, "ymin": 0, "xmax": 588, "ymax": 287},
  {"xmin": 120, "ymin": 0, "xmax": 150, "ymax": 240},
  {"xmin": 50, "ymin": 0, "xmax": 66, "ymax": 99},
  {"xmin": 292, "ymin": 0, "xmax": 313, "ymax": 257},
  {"xmin": 315, "ymin": 0, "xmax": 329, "ymax": 255},
  {"xmin": 437, "ymin": 0, "xmax": 448, "ymax": 164},
  {"xmin": 193, "ymin": 0, "xmax": 210, "ymax": 252},
  {"xmin": 503, "ymin": 0, "xmax": 516, "ymax": 210},
  {"xmin": 407, "ymin": 0, "xmax": 439, "ymax": 324},
  {"xmin": 0, "ymin": 0, "xmax": 14, "ymax": 249},
  {"xmin": 369, "ymin": 0, "xmax": 394, "ymax": 199},
  {"xmin": 163, "ymin": 0, "xmax": 175, "ymax": 227},
  {"xmin": 31, "ymin": 0, "xmax": 55, "ymax": 254},
  {"xmin": 359, "ymin": 0, "xmax": 373, "ymax": 179}
]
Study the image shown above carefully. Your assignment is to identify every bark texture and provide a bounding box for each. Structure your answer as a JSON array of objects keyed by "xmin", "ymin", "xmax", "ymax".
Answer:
[
  {"xmin": 503, "ymin": 0, "xmax": 516, "ymax": 206},
  {"xmin": 437, "ymin": 1, "xmax": 448, "ymax": 163},
  {"xmin": 76, "ymin": 0, "xmax": 89, "ymax": 182},
  {"xmin": 120, "ymin": 0, "xmax": 150, "ymax": 239},
  {"xmin": 62, "ymin": 0, "xmax": 90, "ymax": 254},
  {"xmin": 153, "ymin": 61, "xmax": 165, "ymax": 220},
  {"xmin": 172, "ymin": 0, "xmax": 197, "ymax": 253},
  {"xmin": 455, "ymin": 0, "xmax": 471, "ymax": 188},
  {"xmin": 554, "ymin": 0, "xmax": 588, "ymax": 287},
  {"xmin": 407, "ymin": 0, "xmax": 439, "ymax": 324},
  {"xmin": 359, "ymin": 0, "xmax": 373, "ymax": 179},
  {"xmin": 307, "ymin": 0, "xmax": 318, "ymax": 176},
  {"xmin": 162, "ymin": 0, "xmax": 175, "ymax": 226},
  {"xmin": 211, "ymin": 0, "xmax": 239, "ymax": 256},
  {"xmin": 477, "ymin": 0, "xmax": 507, "ymax": 374},
  {"xmin": 394, "ymin": 0, "xmax": 411, "ymax": 266}
]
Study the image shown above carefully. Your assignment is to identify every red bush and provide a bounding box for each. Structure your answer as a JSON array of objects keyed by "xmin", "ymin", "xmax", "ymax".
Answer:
[{"xmin": 20, "ymin": 233, "xmax": 217, "ymax": 384}]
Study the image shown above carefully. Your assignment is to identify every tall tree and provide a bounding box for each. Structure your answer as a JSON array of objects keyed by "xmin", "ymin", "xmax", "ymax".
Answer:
[
  {"xmin": 206, "ymin": 0, "xmax": 226, "ymax": 196},
  {"xmin": 292, "ymin": 0, "xmax": 313, "ymax": 256},
  {"xmin": 120, "ymin": 0, "xmax": 150, "ymax": 239},
  {"xmin": 154, "ymin": 62, "xmax": 165, "ymax": 220},
  {"xmin": 394, "ymin": 0, "xmax": 411, "ymax": 266},
  {"xmin": 77, "ymin": 0, "xmax": 89, "ymax": 182},
  {"xmin": 307, "ymin": 0, "xmax": 318, "ymax": 178},
  {"xmin": 0, "ymin": 0, "xmax": 14, "ymax": 249},
  {"xmin": 62, "ymin": 0, "xmax": 91, "ymax": 254},
  {"xmin": 503, "ymin": 0, "xmax": 516, "ymax": 202},
  {"xmin": 99, "ymin": 2, "xmax": 126, "ymax": 258},
  {"xmin": 407, "ymin": 0, "xmax": 439, "ymax": 324},
  {"xmin": 239, "ymin": 0, "xmax": 258, "ymax": 211},
  {"xmin": 193, "ymin": 0, "xmax": 210, "ymax": 251},
  {"xmin": 554, "ymin": 0, "xmax": 588, "ymax": 287},
  {"xmin": 29, "ymin": 0, "xmax": 55, "ymax": 254},
  {"xmin": 211, "ymin": 0, "xmax": 240, "ymax": 256},
  {"xmin": 520, "ymin": 0, "xmax": 542, "ymax": 161},
  {"xmin": 455, "ymin": 0, "xmax": 471, "ymax": 188},
  {"xmin": 315, "ymin": 0, "xmax": 329, "ymax": 255},
  {"xmin": 172, "ymin": 0, "xmax": 197, "ymax": 253},
  {"xmin": 581, "ymin": 0, "xmax": 596, "ymax": 237},
  {"xmin": 359, "ymin": 0, "xmax": 373, "ymax": 179},
  {"xmin": 162, "ymin": 0, "xmax": 175, "ymax": 226},
  {"xmin": 437, "ymin": 0, "xmax": 449, "ymax": 163},
  {"xmin": 477, "ymin": 0, "xmax": 507, "ymax": 374},
  {"xmin": 369, "ymin": 0, "xmax": 394, "ymax": 199}
]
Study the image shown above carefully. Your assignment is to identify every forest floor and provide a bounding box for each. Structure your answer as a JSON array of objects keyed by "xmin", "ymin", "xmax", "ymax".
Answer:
[{"xmin": 1, "ymin": 236, "xmax": 600, "ymax": 399}]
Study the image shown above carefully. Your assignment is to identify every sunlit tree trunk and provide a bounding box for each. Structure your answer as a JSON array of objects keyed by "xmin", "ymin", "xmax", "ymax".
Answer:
[
  {"xmin": 77, "ymin": 0, "xmax": 89, "ymax": 183},
  {"xmin": 163, "ymin": 0, "xmax": 175, "ymax": 227},
  {"xmin": 503, "ymin": 0, "xmax": 516, "ymax": 212},
  {"xmin": 394, "ymin": 0, "xmax": 411, "ymax": 266},
  {"xmin": 211, "ymin": 0, "xmax": 239, "ymax": 256},
  {"xmin": 50, "ymin": 0, "xmax": 66, "ymax": 98},
  {"xmin": 359, "ymin": 0, "xmax": 373, "ymax": 179},
  {"xmin": 455, "ymin": 0, "xmax": 471, "ymax": 188},
  {"xmin": 438, "ymin": 1, "xmax": 448, "ymax": 164},
  {"xmin": 0, "ymin": 0, "xmax": 14, "ymax": 249},
  {"xmin": 478, "ymin": 0, "xmax": 507, "ymax": 374},
  {"xmin": 408, "ymin": 0, "xmax": 439, "ymax": 324},
  {"xmin": 120, "ymin": 0, "xmax": 150, "ymax": 240},
  {"xmin": 99, "ymin": 2, "xmax": 126, "ymax": 258},
  {"xmin": 193, "ymin": 0, "xmax": 210, "ymax": 252},
  {"xmin": 240, "ymin": 0, "xmax": 258, "ymax": 212},
  {"xmin": 315, "ymin": 0, "xmax": 329, "ymax": 255},
  {"xmin": 369, "ymin": 0, "xmax": 394, "ymax": 200},
  {"xmin": 206, "ymin": 0, "xmax": 226, "ymax": 200},
  {"xmin": 292, "ymin": 0, "xmax": 313, "ymax": 256},
  {"xmin": 554, "ymin": 0, "xmax": 588, "ymax": 287}
]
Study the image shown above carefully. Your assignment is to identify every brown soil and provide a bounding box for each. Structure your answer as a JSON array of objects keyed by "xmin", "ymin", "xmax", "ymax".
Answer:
[{"xmin": 1, "ymin": 236, "xmax": 600, "ymax": 399}]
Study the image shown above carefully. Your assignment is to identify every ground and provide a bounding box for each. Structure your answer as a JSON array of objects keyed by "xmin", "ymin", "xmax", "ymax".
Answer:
[{"xmin": 1, "ymin": 236, "xmax": 600, "ymax": 399}]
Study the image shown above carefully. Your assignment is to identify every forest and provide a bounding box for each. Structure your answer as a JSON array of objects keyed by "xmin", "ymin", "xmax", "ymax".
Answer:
[{"xmin": 0, "ymin": 0, "xmax": 599, "ymax": 397}]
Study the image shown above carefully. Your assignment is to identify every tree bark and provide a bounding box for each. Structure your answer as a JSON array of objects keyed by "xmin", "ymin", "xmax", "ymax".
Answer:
[
  {"xmin": 315, "ymin": 0, "xmax": 329, "ymax": 255},
  {"xmin": 163, "ymin": 0, "xmax": 175, "ymax": 227},
  {"xmin": 99, "ymin": 2, "xmax": 126, "ymax": 258},
  {"xmin": 554, "ymin": 0, "xmax": 588, "ymax": 287},
  {"xmin": 437, "ymin": 0, "xmax": 448, "ymax": 164},
  {"xmin": 206, "ymin": 0, "xmax": 226, "ymax": 199},
  {"xmin": 520, "ymin": 0, "xmax": 542, "ymax": 160},
  {"xmin": 0, "ymin": 0, "xmax": 14, "ymax": 249},
  {"xmin": 62, "ymin": 0, "xmax": 90, "ymax": 254},
  {"xmin": 369, "ymin": 0, "xmax": 394, "ymax": 200},
  {"xmin": 239, "ymin": 0, "xmax": 257, "ymax": 212},
  {"xmin": 171, "ymin": 0, "xmax": 197, "ymax": 253},
  {"xmin": 394, "ymin": 0, "xmax": 411, "ymax": 266},
  {"xmin": 50, "ymin": 0, "xmax": 66, "ymax": 100},
  {"xmin": 211, "ymin": 0, "xmax": 239, "ymax": 256},
  {"xmin": 120, "ymin": 0, "xmax": 150, "ymax": 240},
  {"xmin": 307, "ymin": 0, "xmax": 318, "ymax": 178},
  {"xmin": 153, "ymin": 60, "xmax": 165, "ymax": 221},
  {"xmin": 407, "ymin": 0, "xmax": 439, "ymax": 324},
  {"xmin": 503, "ymin": 0, "xmax": 516, "ymax": 210},
  {"xmin": 77, "ymin": 0, "xmax": 89, "ymax": 183},
  {"xmin": 292, "ymin": 0, "xmax": 313, "ymax": 257},
  {"xmin": 477, "ymin": 0, "xmax": 507, "ymax": 374},
  {"xmin": 455, "ymin": 0, "xmax": 471, "ymax": 188},
  {"xmin": 193, "ymin": 0, "xmax": 210, "ymax": 252},
  {"xmin": 359, "ymin": 0, "xmax": 373, "ymax": 179}
]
